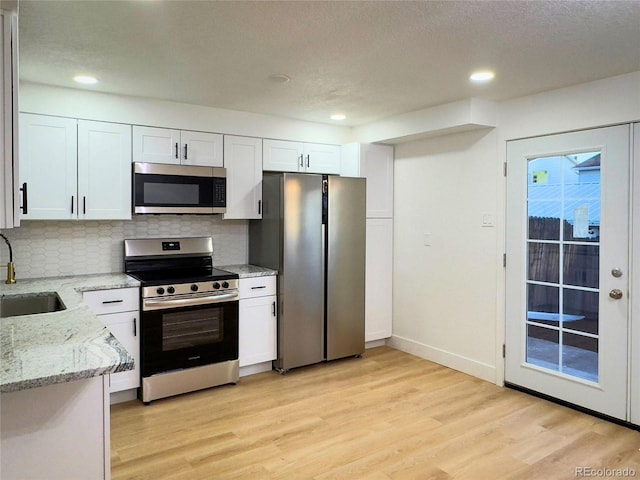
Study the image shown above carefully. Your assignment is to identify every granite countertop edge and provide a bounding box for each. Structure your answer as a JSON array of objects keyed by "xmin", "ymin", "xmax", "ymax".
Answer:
[
  {"xmin": 0, "ymin": 273, "xmax": 140, "ymax": 393},
  {"xmin": 216, "ymin": 264, "xmax": 278, "ymax": 278}
]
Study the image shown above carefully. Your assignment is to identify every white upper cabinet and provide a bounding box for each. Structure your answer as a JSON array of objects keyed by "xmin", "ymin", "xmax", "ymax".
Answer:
[
  {"xmin": 341, "ymin": 142, "xmax": 394, "ymax": 218},
  {"xmin": 223, "ymin": 135, "xmax": 263, "ymax": 220},
  {"xmin": 132, "ymin": 126, "xmax": 223, "ymax": 167},
  {"xmin": 0, "ymin": 11, "xmax": 18, "ymax": 229},
  {"xmin": 20, "ymin": 114, "xmax": 132, "ymax": 220},
  {"xmin": 78, "ymin": 120, "xmax": 132, "ymax": 220},
  {"xmin": 303, "ymin": 142, "xmax": 341, "ymax": 174},
  {"xmin": 132, "ymin": 126, "xmax": 180, "ymax": 164},
  {"xmin": 181, "ymin": 130, "xmax": 223, "ymax": 167},
  {"xmin": 263, "ymin": 139, "xmax": 340, "ymax": 174},
  {"xmin": 20, "ymin": 114, "xmax": 78, "ymax": 220}
]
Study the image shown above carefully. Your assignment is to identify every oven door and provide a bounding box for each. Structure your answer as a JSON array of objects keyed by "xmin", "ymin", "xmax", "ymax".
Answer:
[{"xmin": 140, "ymin": 299, "xmax": 238, "ymax": 377}]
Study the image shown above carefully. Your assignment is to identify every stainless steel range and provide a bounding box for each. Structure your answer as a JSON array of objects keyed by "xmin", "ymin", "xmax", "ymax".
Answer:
[{"xmin": 124, "ymin": 236, "xmax": 239, "ymax": 404}]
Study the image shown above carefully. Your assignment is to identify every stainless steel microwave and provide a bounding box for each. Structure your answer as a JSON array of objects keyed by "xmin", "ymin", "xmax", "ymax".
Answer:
[{"xmin": 133, "ymin": 162, "xmax": 226, "ymax": 214}]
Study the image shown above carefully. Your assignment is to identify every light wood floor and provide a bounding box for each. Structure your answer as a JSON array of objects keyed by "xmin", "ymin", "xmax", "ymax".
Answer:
[{"xmin": 111, "ymin": 347, "xmax": 640, "ymax": 479}]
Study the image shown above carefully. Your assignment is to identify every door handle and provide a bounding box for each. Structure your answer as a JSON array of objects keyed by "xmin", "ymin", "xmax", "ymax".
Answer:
[
  {"xmin": 609, "ymin": 289, "xmax": 623, "ymax": 300},
  {"xmin": 19, "ymin": 182, "xmax": 27, "ymax": 214}
]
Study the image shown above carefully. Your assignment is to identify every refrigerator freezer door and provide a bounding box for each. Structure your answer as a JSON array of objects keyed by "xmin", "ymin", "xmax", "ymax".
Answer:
[
  {"xmin": 279, "ymin": 173, "xmax": 325, "ymax": 370},
  {"xmin": 326, "ymin": 175, "xmax": 366, "ymax": 360}
]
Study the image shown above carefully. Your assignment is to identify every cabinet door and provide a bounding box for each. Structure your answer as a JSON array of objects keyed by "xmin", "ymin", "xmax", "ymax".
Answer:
[
  {"xmin": 365, "ymin": 218, "xmax": 393, "ymax": 341},
  {"xmin": 78, "ymin": 120, "xmax": 132, "ymax": 220},
  {"xmin": 361, "ymin": 143, "xmax": 394, "ymax": 218},
  {"xmin": 303, "ymin": 143, "xmax": 341, "ymax": 174},
  {"xmin": 132, "ymin": 126, "xmax": 180, "ymax": 165},
  {"xmin": 19, "ymin": 114, "xmax": 77, "ymax": 220},
  {"xmin": 263, "ymin": 139, "xmax": 303, "ymax": 172},
  {"xmin": 223, "ymin": 135, "xmax": 263, "ymax": 219},
  {"xmin": 239, "ymin": 295, "xmax": 277, "ymax": 367},
  {"xmin": 100, "ymin": 311, "xmax": 140, "ymax": 392},
  {"xmin": 181, "ymin": 130, "xmax": 223, "ymax": 167},
  {"xmin": 0, "ymin": 12, "xmax": 18, "ymax": 229}
]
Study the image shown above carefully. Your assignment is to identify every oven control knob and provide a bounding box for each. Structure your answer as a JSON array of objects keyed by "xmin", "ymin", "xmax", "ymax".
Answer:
[
  {"xmin": 213, "ymin": 282, "xmax": 220, "ymax": 289},
  {"xmin": 167, "ymin": 286, "xmax": 175, "ymax": 294},
  {"xmin": 222, "ymin": 281, "xmax": 229, "ymax": 289},
  {"xmin": 190, "ymin": 284, "xmax": 199, "ymax": 292},
  {"xmin": 156, "ymin": 287, "xmax": 165, "ymax": 295}
]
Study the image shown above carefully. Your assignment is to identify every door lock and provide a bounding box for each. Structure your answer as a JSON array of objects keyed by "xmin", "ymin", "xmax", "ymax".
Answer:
[
  {"xmin": 609, "ymin": 289, "xmax": 623, "ymax": 300},
  {"xmin": 611, "ymin": 268, "xmax": 623, "ymax": 278}
]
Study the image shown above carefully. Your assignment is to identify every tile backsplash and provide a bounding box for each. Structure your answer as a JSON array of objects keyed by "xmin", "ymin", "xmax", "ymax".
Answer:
[{"xmin": 0, "ymin": 216, "xmax": 248, "ymax": 279}]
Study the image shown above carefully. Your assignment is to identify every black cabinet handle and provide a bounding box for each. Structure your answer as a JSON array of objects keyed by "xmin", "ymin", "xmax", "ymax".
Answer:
[
  {"xmin": 83, "ymin": 196, "xmax": 86, "ymax": 215},
  {"xmin": 184, "ymin": 143, "xmax": 188, "ymax": 160},
  {"xmin": 258, "ymin": 200, "xmax": 262, "ymax": 215},
  {"xmin": 306, "ymin": 154, "xmax": 310, "ymax": 168},
  {"xmin": 71, "ymin": 196, "xmax": 74, "ymax": 214},
  {"xmin": 251, "ymin": 285, "xmax": 266, "ymax": 290},
  {"xmin": 272, "ymin": 301, "xmax": 276, "ymax": 316},
  {"xmin": 175, "ymin": 142, "xmax": 179, "ymax": 159},
  {"xmin": 298, "ymin": 154, "xmax": 303, "ymax": 168},
  {"xmin": 19, "ymin": 182, "xmax": 27, "ymax": 214},
  {"xmin": 102, "ymin": 299, "xmax": 124, "ymax": 304},
  {"xmin": 133, "ymin": 317, "xmax": 137, "ymax": 336}
]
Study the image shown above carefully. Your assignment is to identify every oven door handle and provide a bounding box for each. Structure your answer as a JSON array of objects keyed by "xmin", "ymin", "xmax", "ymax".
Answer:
[{"xmin": 143, "ymin": 292, "xmax": 238, "ymax": 311}]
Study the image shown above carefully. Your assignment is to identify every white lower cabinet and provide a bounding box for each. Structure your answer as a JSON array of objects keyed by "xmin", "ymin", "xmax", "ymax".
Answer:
[
  {"xmin": 0, "ymin": 375, "xmax": 111, "ymax": 480},
  {"xmin": 83, "ymin": 287, "xmax": 140, "ymax": 392},
  {"xmin": 238, "ymin": 276, "xmax": 277, "ymax": 367},
  {"xmin": 365, "ymin": 218, "xmax": 393, "ymax": 341}
]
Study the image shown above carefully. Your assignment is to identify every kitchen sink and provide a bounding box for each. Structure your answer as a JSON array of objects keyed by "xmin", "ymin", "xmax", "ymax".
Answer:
[{"xmin": 0, "ymin": 292, "xmax": 66, "ymax": 318}]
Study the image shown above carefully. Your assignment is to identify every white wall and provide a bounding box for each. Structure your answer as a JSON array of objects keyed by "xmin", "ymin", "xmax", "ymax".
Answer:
[
  {"xmin": 390, "ymin": 71, "xmax": 640, "ymax": 385},
  {"xmin": 19, "ymin": 82, "xmax": 352, "ymax": 145},
  {"xmin": 391, "ymin": 128, "xmax": 500, "ymax": 382}
]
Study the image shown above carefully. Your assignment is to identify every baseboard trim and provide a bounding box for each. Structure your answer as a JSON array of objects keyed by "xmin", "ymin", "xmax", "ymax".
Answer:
[
  {"xmin": 365, "ymin": 339, "xmax": 387, "ymax": 349},
  {"xmin": 239, "ymin": 361, "xmax": 274, "ymax": 377},
  {"xmin": 388, "ymin": 334, "xmax": 497, "ymax": 383}
]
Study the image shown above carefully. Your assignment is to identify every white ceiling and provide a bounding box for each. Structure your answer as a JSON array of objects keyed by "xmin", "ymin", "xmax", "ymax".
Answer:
[{"xmin": 18, "ymin": 0, "xmax": 640, "ymax": 127}]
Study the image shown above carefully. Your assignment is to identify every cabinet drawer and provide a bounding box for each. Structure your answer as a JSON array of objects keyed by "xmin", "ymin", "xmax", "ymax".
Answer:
[
  {"xmin": 239, "ymin": 276, "xmax": 276, "ymax": 299},
  {"xmin": 83, "ymin": 287, "xmax": 139, "ymax": 315}
]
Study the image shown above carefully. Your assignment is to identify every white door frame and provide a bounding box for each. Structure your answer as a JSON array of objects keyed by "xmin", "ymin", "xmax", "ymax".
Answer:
[{"xmin": 505, "ymin": 124, "xmax": 631, "ymax": 420}]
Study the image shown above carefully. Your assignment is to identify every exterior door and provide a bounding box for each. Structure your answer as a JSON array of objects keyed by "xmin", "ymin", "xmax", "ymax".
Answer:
[{"xmin": 505, "ymin": 125, "xmax": 630, "ymax": 420}]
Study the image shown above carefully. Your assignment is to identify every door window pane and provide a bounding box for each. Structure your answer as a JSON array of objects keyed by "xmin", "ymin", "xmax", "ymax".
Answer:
[
  {"xmin": 563, "ymin": 245, "xmax": 599, "ymax": 289},
  {"xmin": 562, "ymin": 331, "xmax": 598, "ymax": 382},
  {"xmin": 528, "ymin": 243, "xmax": 559, "ymax": 283},
  {"xmin": 528, "ymin": 284, "xmax": 559, "ymax": 316},
  {"xmin": 527, "ymin": 325, "xmax": 559, "ymax": 372},
  {"xmin": 562, "ymin": 288, "xmax": 599, "ymax": 335}
]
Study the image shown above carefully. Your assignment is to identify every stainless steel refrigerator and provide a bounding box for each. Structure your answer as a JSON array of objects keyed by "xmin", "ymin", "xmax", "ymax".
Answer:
[{"xmin": 249, "ymin": 172, "xmax": 366, "ymax": 372}]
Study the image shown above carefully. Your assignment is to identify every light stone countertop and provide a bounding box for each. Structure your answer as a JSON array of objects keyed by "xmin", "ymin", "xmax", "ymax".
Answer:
[
  {"xmin": 0, "ymin": 273, "xmax": 140, "ymax": 393},
  {"xmin": 217, "ymin": 264, "xmax": 278, "ymax": 278}
]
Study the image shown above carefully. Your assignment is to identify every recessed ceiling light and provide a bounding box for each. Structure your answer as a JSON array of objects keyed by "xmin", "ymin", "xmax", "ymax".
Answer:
[
  {"xmin": 268, "ymin": 74, "xmax": 291, "ymax": 84},
  {"xmin": 469, "ymin": 71, "xmax": 495, "ymax": 83},
  {"xmin": 330, "ymin": 114, "xmax": 346, "ymax": 121},
  {"xmin": 73, "ymin": 75, "xmax": 99, "ymax": 85}
]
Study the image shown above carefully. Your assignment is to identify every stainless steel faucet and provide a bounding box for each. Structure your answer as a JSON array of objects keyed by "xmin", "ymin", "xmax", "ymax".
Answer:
[{"xmin": 0, "ymin": 233, "xmax": 16, "ymax": 284}]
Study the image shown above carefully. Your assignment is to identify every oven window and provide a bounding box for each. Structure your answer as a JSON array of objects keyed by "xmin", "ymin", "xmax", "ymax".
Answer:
[
  {"xmin": 144, "ymin": 182, "xmax": 200, "ymax": 205},
  {"xmin": 162, "ymin": 307, "xmax": 223, "ymax": 351}
]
